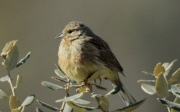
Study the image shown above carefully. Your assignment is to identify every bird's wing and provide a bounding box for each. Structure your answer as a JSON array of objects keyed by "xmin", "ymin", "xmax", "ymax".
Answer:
[{"xmin": 86, "ymin": 35, "xmax": 124, "ymax": 73}]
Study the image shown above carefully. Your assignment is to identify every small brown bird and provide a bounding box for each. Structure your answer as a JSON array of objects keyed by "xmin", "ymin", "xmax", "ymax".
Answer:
[{"xmin": 56, "ymin": 21, "xmax": 136, "ymax": 105}]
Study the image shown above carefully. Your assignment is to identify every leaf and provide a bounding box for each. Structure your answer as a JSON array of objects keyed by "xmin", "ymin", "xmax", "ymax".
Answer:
[
  {"xmin": 0, "ymin": 75, "xmax": 10, "ymax": 82},
  {"xmin": 4, "ymin": 40, "xmax": 19, "ymax": 70},
  {"xmin": 72, "ymin": 99, "xmax": 91, "ymax": 105},
  {"xmin": 21, "ymin": 94, "xmax": 35, "ymax": 106},
  {"xmin": 142, "ymin": 71, "xmax": 154, "ymax": 76},
  {"xmin": 15, "ymin": 74, "xmax": 22, "ymax": 88},
  {"xmin": 171, "ymin": 97, "xmax": 180, "ymax": 112},
  {"xmin": 54, "ymin": 63, "xmax": 66, "ymax": 76},
  {"xmin": 158, "ymin": 98, "xmax": 180, "ymax": 111},
  {"xmin": 98, "ymin": 96, "xmax": 109, "ymax": 111},
  {"xmin": 63, "ymin": 103, "xmax": 74, "ymax": 112},
  {"xmin": 168, "ymin": 68, "xmax": 180, "ymax": 84},
  {"xmin": 112, "ymin": 98, "xmax": 146, "ymax": 112},
  {"xmin": 153, "ymin": 63, "xmax": 165, "ymax": 78},
  {"xmin": 54, "ymin": 69, "xmax": 66, "ymax": 79},
  {"xmin": 41, "ymin": 81, "xmax": 63, "ymax": 90},
  {"xmin": 37, "ymin": 100, "xmax": 59, "ymax": 111},
  {"xmin": 66, "ymin": 101, "xmax": 97, "ymax": 112},
  {"xmin": 170, "ymin": 84, "xmax": 180, "ymax": 97},
  {"xmin": 16, "ymin": 52, "xmax": 31, "ymax": 67},
  {"xmin": 51, "ymin": 76, "xmax": 68, "ymax": 83},
  {"xmin": 155, "ymin": 72, "xmax": 169, "ymax": 97},
  {"xmin": 11, "ymin": 108, "xmax": 21, "ymax": 112},
  {"xmin": 9, "ymin": 95, "xmax": 21, "ymax": 110},
  {"xmin": 137, "ymin": 79, "xmax": 156, "ymax": 83},
  {"xmin": 36, "ymin": 107, "xmax": 44, "ymax": 112},
  {"xmin": 0, "ymin": 88, "xmax": 9, "ymax": 99},
  {"xmin": 56, "ymin": 93, "xmax": 83, "ymax": 102},
  {"xmin": 105, "ymin": 84, "xmax": 121, "ymax": 97},
  {"xmin": 94, "ymin": 84, "xmax": 107, "ymax": 91},
  {"xmin": 163, "ymin": 59, "xmax": 177, "ymax": 76},
  {"xmin": 141, "ymin": 83, "xmax": 156, "ymax": 95}
]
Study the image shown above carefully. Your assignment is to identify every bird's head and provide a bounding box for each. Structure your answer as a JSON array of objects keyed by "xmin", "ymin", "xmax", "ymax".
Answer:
[{"xmin": 55, "ymin": 21, "xmax": 93, "ymax": 40}]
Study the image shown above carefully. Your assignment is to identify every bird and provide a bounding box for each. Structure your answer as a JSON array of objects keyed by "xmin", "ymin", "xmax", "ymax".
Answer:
[{"xmin": 55, "ymin": 21, "xmax": 136, "ymax": 106}]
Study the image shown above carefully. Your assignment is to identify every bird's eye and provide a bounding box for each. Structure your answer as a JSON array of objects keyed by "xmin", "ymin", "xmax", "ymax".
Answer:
[{"xmin": 68, "ymin": 30, "xmax": 73, "ymax": 34}]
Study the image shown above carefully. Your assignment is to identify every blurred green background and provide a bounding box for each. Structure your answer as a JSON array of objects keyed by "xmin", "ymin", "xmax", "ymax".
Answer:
[{"xmin": 0, "ymin": 1, "xmax": 180, "ymax": 112}]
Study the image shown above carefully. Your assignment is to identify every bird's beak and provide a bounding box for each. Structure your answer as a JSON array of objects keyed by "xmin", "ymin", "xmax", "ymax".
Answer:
[{"xmin": 55, "ymin": 33, "xmax": 65, "ymax": 39}]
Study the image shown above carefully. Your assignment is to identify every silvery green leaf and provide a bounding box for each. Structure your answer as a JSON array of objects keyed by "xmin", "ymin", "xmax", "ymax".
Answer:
[
  {"xmin": 141, "ymin": 83, "xmax": 156, "ymax": 95},
  {"xmin": 4, "ymin": 40, "xmax": 19, "ymax": 70},
  {"xmin": 158, "ymin": 98, "xmax": 180, "ymax": 111},
  {"xmin": 171, "ymin": 84, "xmax": 180, "ymax": 97},
  {"xmin": 112, "ymin": 98, "xmax": 146, "ymax": 112},
  {"xmin": 168, "ymin": 68, "xmax": 180, "ymax": 84},
  {"xmin": 37, "ymin": 100, "xmax": 59, "ymax": 111},
  {"xmin": 56, "ymin": 93, "xmax": 83, "ymax": 102},
  {"xmin": 54, "ymin": 69, "xmax": 66, "ymax": 79},
  {"xmin": 16, "ymin": 52, "xmax": 31, "ymax": 67},
  {"xmin": 36, "ymin": 107, "xmax": 44, "ymax": 112},
  {"xmin": 63, "ymin": 104, "xmax": 74, "ymax": 112},
  {"xmin": 51, "ymin": 76, "xmax": 68, "ymax": 83},
  {"xmin": 0, "ymin": 75, "xmax": 10, "ymax": 82},
  {"xmin": 72, "ymin": 99, "xmax": 91, "ymax": 105},
  {"xmin": 0, "ymin": 89, "xmax": 9, "ymax": 99},
  {"xmin": 137, "ymin": 79, "xmax": 156, "ymax": 83},
  {"xmin": 21, "ymin": 94, "xmax": 35, "ymax": 106},
  {"xmin": 15, "ymin": 74, "xmax": 22, "ymax": 88},
  {"xmin": 164, "ymin": 59, "xmax": 177, "ymax": 76},
  {"xmin": 41, "ymin": 81, "xmax": 63, "ymax": 90},
  {"xmin": 155, "ymin": 73, "xmax": 169, "ymax": 97},
  {"xmin": 66, "ymin": 101, "xmax": 97, "ymax": 112},
  {"xmin": 171, "ymin": 97, "xmax": 180, "ymax": 112}
]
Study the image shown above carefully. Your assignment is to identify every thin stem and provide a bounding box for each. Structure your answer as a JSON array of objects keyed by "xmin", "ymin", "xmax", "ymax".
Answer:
[
  {"xmin": 60, "ymin": 80, "xmax": 70, "ymax": 112},
  {"xmin": 167, "ymin": 107, "xmax": 171, "ymax": 112},
  {"xmin": 21, "ymin": 106, "xmax": 25, "ymax": 112},
  {"xmin": 7, "ymin": 70, "xmax": 15, "ymax": 96}
]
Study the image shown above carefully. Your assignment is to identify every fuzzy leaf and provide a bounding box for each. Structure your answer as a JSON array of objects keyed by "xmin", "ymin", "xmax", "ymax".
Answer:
[
  {"xmin": 37, "ymin": 100, "xmax": 59, "ymax": 111},
  {"xmin": 137, "ymin": 79, "xmax": 156, "ymax": 83},
  {"xmin": 56, "ymin": 93, "xmax": 83, "ymax": 102},
  {"xmin": 16, "ymin": 52, "xmax": 31, "ymax": 67},
  {"xmin": 155, "ymin": 72, "xmax": 169, "ymax": 97},
  {"xmin": 41, "ymin": 81, "xmax": 63, "ymax": 90},
  {"xmin": 54, "ymin": 69, "xmax": 66, "ymax": 79},
  {"xmin": 112, "ymin": 98, "xmax": 146, "ymax": 112},
  {"xmin": 9, "ymin": 95, "xmax": 21, "ymax": 110},
  {"xmin": 141, "ymin": 83, "xmax": 156, "ymax": 95},
  {"xmin": 3, "ymin": 40, "xmax": 19, "ymax": 70},
  {"xmin": 15, "ymin": 74, "xmax": 22, "ymax": 88},
  {"xmin": 21, "ymin": 94, "xmax": 35, "ymax": 106},
  {"xmin": 0, "ymin": 88, "xmax": 9, "ymax": 99},
  {"xmin": 153, "ymin": 63, "xmax": 165, "ymax": 78},
  {"xmin": 171, "ymin": 84, "xmax": 180, "ymax": 97},
  {"xmin": 72, "ymin": 99, "xmax": 91, "ymax": 105},
  {"xmin": 142, "ymin": 71, "xmax": 154, "ymax": 76},
  {"xmin": 36, "ymin": 107, "xmax": 44, "ymax": 112},
  {"xmin": 51, "ymin": 76, "xmax": 68, "ymax": 83},
  {"xmin": 168, "ymin": 68, "xmax": 180, "ymax": 84},
  {"xmin": 63, "ymin": 104, "xmax": 74, "ymax": 112},
  {"xmin": 164, "ymin": 59, "xmax": 177, "ymax": 76},
  {"xmin": 158, "ymin": 98, "xmax": 180, "ymax": 111},
  {"xmin": 54, "ymin": 63, "xmax": 66, "ymax": 76},
  {"xmin": 66, "ymin": 101, "xmax": 97, "ymax": 112},
  {"xmin": 171, "ymin": 97, "xmax": 180, "ymax": 112},
  {"xmin": 99, "ymin": 96, "xmax": 109, "ymax": 111},
  {"xmin": 0, "ymin": 75, "xmax": 10, "ymax": 82}
]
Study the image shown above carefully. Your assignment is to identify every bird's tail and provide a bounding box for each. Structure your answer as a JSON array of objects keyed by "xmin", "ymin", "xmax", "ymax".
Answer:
[{"xmin": 112, "ymin": 83, "xmax": 136, "ymax": 106}]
